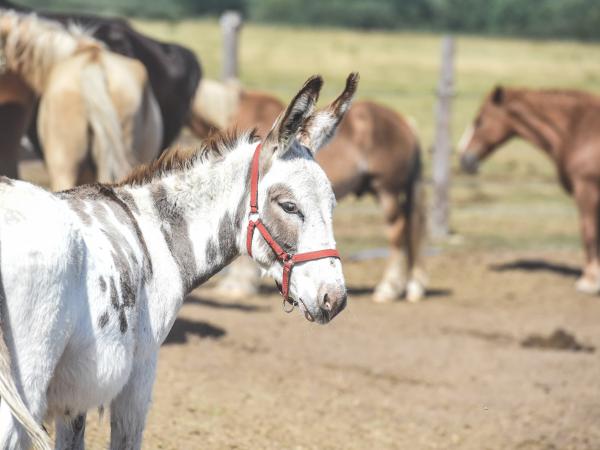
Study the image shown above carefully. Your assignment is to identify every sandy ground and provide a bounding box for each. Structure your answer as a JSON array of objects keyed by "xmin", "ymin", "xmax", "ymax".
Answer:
[{"xmin": 74, "ymin": 246, "xmax": 600, "ymax": 450}]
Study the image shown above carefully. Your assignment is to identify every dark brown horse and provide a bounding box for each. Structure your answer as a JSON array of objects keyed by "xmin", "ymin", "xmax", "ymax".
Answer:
[
  {"xmin": 0, "ymin": 1, "xmax": 201, "ymax": 177},
  {"xmin": 459, "ymin": 86, "xmax": 600, "ymax": 294},
  {"xmin": 192, "ymin": 81, "xmax": 427, "ymax": 302}
]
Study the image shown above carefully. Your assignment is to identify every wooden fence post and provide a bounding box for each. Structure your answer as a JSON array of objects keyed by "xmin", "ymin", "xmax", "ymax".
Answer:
[
  {"xmin": 431, "ymin": 36, "xmax": 455, "ymax": 239},
  {"xmin": 220, "ymin": 11, "xmax": 243, "ymax": 81}
]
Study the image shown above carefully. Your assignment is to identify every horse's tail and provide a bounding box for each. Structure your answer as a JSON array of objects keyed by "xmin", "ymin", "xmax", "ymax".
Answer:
[
  {"xmin": 404, "ymin": 140, "xmax": 428, "ymax": 300},
  {"xmin": 0, "ymin": 280, "xmax": 51, "ymax": 449},
  {"xmin": 80, "ymin": 56, "xmax": 131, "ymax": 183}
]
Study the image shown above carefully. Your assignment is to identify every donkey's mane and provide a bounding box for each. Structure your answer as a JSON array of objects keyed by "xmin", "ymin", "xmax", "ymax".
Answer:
[
  {"xmin": 117, "ymin": 128, "xmax": 259, "ymax": 187},
  {"xmin": 0, "ymin": 9, "xmax": 100, "ymax": 92}
]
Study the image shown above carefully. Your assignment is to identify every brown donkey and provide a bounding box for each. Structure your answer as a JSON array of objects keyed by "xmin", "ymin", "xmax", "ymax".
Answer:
[
  {"xmin": 459, "ymin": 86, "xmax": 600, "ymax": 294},
  {"xmin": 191, "ymin": 80, "xmax": 427, "ymax": 302}
]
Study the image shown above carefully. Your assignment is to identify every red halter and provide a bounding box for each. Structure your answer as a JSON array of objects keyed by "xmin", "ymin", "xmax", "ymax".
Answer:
[{"xmin": 246, "ymin": 143, "xmax": 341, "ymax": 308}]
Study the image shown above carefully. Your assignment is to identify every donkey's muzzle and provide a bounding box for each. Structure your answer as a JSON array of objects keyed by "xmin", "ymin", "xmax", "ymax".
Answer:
[
  {"xmin": 319, "ymin": 289, "xmax": 347, "ymax": 322},
  {"xmin": 460, "ymin": 152, "xmax": 479, "ymax": 174}
]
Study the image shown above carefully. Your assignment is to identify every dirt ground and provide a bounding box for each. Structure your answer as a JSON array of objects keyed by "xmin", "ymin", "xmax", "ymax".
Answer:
[{"xmin": 78, "ymin": 247, "xmax": 600, "ymax": 450}]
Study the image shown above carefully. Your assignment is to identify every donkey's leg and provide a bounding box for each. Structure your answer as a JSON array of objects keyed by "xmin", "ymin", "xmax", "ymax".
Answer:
[
  {"xmin": 373, "ymin": 191, "xmax": 408, "ymax": 303},
  {"xmin": 109, "ymin": 354, "xmax": 157, "ymax": 450},
  {"xmin": 55, "ymin": 414, "xmax": 86, "ymax": 450},
  {"xmin": 0, "ymin": 372, "xmax": 51, "ymax": 449},
  {"xmin": 573, "ymin": 180, "xmax": 600, "ymax": 294}
]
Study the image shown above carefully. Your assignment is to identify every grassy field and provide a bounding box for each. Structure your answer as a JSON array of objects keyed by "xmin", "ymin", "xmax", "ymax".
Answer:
[{"xmin": 132, "ymin": 20, "xmax": 600, "ymax": 253}]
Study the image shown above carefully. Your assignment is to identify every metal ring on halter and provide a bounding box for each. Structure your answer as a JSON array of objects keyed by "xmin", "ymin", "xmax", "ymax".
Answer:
[{"xmin": 282, "ymin": 298, "xmax": 295, "ymax": 313}]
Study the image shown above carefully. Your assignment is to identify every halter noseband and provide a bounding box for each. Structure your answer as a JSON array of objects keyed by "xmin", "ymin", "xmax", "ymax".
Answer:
[{"xmin": 246, "ymin": 143, "xmax": 340, "ymax": 312}]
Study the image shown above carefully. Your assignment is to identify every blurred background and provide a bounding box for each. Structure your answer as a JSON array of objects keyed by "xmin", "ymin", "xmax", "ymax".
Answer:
[{"xmin": 6, "ymin": 0, "xmax": 600, "ymax": 448}]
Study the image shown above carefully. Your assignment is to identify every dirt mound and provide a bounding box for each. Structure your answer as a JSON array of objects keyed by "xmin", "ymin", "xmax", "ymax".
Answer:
[{"xmin": 521, "ymin": 328, "xmax": 595, "ymax": 353}]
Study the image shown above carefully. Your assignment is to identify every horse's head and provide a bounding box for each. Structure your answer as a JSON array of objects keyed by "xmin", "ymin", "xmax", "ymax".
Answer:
[
  {"xmin": 458, "ymin": 86, "xmax": 515, "ymax": 173},
  {"xmin": 246, "ymin": 73, "xmax": 359, "ymax": 324}
]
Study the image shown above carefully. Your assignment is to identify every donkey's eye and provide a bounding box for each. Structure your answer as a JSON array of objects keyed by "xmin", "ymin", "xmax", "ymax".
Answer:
[{"xmin": 279, "ymin": 201, "xmax": 298, "ymax": 214}]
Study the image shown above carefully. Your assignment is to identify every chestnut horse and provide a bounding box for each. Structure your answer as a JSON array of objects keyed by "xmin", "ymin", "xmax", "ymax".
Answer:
[
  {"xmin": 459, "ymin": 86, "xmax": 600, "ymax": 294},
  {"xmin": 191, "ymin": 80, "xmax": 427, "ymax": 302}
]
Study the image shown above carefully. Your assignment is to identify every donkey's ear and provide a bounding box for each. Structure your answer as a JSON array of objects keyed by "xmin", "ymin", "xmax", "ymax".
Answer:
[
  {"xmin": 492, "ymin": 85, "xmax": 504, "ymax": 105},
  {"xmin": 297, "ymin": 72, "xmax": 359, "ymax": 154},
  {"xmin": 262, "ymin": 75, "xmax": 323, "ymax": 165}
]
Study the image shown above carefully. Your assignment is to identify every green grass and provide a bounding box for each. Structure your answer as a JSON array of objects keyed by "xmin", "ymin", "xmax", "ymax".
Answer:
[{"xmin": 131, "ymin": 19, "xmax": 595, "ymax": 252}]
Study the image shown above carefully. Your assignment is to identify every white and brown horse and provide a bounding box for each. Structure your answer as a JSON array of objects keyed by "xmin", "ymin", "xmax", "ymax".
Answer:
[
  {"xmin": 0, "ymin": 74, "xmax": 356, "ymax": 449},
  {"xmin": 0, "ymin": 10, "xmax": 163, "ymax": 190},
  {"xmin": 190, "ymin": 79, "xmax": 427, "ymax": 302},
  {"xmin": 459, "ymin": 86, "xmax": 600, "ymax": 294}
]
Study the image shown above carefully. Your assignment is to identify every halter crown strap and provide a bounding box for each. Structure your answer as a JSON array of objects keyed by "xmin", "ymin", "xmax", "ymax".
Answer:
[
  {"xmin": 249, "ymin": 143, "xmax": 261, "ymax": 214},
  {"xmin": 246, "ymin": 143, "xmax": 340, "ymax": 304}
]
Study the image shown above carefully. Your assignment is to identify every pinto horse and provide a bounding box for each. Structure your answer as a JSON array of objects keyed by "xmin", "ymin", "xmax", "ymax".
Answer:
[
  {"xmin": 0, "ymin": 74, "xmax": 356, "ymax": 449},
  {"xmin": 191, "ymin": 79, "xmax": 427, "ymax": 302},
  {"xmin": 459, "ymin": 86, "xmax": 600, "ymax": 294},
  {"xmin": 0, "ymin": 10, "xmax": 163, "ymax": 190},
  {"xmin": 0, "ymin": 0, "xmax": 201, "ymax": 178}
]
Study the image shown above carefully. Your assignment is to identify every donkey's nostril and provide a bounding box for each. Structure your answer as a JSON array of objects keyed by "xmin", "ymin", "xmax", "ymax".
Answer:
[{"xmin": 323, "ymin": 293, "xmax": 332, "ymax": 311}]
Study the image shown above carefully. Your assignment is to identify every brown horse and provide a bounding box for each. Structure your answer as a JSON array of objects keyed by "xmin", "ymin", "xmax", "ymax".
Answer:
[
  {"xmin": 191, "ymin": 80, "xmax": 427, "ymax": 302},
  {"xmin": 459, "ymin": 86, "xmax": 600, "ymax": 294},
  {"xmin": 0, "ymin": 73, "xmax": 34, "ymax": 179}
]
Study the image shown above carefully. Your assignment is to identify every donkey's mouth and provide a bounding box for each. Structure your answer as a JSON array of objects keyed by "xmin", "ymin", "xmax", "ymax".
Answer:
[{"xmin": 275, "ymin": 280, "xmax": 321, "ymax": 323}]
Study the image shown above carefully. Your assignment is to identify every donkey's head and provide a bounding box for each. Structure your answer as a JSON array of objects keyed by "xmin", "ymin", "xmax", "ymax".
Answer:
[
  {"xmin": 245, "ymin": 73, "xmax": 359, "ymax": 324},
  {"xmin": 458, "ymin": 86, "xmax": 516, "ymax": 173}
]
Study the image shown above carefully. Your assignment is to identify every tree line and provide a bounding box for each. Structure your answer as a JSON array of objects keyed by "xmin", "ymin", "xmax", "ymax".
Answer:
[{"xmin": 21, "ymin": 0, "xmax": 600, "ymax": 40}]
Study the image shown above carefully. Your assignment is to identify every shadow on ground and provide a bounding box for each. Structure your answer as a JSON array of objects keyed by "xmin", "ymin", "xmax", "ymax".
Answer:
[
  {"xmin": 346, "ymin": 286, "xmax": 453, "ymax": 298},
  {"xmin": 259, "ymin": 283, "xmax": 453, "ymax": 299},
  {"xmin": 490, "ymin": 259, "xmax": 581, "ymax": 278},
  {"xmin": 164, "ymin": 318, "xmax": 226, "ymax": 345},
  {"xmin": 186, "ymin": 294, "xmax": 270, "ymax": 313}
]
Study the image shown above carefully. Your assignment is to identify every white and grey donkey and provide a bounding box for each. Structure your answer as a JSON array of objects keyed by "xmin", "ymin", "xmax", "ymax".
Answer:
[{"xmin": 0, "ymin": 73, "xmax": 358, "ymax": 449}]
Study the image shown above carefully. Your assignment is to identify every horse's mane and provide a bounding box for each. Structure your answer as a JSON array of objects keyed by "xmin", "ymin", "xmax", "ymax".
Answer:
[
  {"xmin": 117, "ymin": 128, "xmax": 259, "ymax": 187},
  {"xmin": 0, "ymin": 9, "xmax": 100, "ymax": 92},
  {"xmin": 506, "ymin": 87, "xmax": 600, "ymax": 106}
]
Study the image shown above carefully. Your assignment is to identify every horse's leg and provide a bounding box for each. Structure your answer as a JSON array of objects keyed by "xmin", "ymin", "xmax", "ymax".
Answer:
[
  {"xmin": 109, "ymin": 354, "xmax": 157, "ymax": 450},
  {"xmin": 0, "ymin": 103, "xmax": 31, "ymax": 179},
  {"xmin": 573, "ymin": 179, "xmax": 600, "ymax": 293},
  {"xmin": 38, "ymin": 89, "xmax": 88, "ymax": 191},
  {"xmin": 214, "ymin": 256, "xmax": 261, "ymax": 299},
  {"xmin": 55, "ymin": 414, "xmax": 86, "ymax": 450},
  {"xmin": 405, "ymin": 177, "xmax": 428, "ymax": 303},
  {"xmin": 373, "ymin": 190, "xmax": 408, "ymax": 303}
]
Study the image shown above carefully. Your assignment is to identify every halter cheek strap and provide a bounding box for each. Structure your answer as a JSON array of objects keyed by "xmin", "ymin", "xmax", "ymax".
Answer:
[{"xmin": 246, "ymin": 143, "xmax": 340, "ymax": 307}]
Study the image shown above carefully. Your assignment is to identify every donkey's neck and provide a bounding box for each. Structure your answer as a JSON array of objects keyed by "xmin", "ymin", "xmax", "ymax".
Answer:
[
  {"xmin": 507, "ymin": 92, "xmax": 578, "ymax": 160},
  {"xmin": 117, "ymin": 142, "xmax": 254, "ymax": 297}
]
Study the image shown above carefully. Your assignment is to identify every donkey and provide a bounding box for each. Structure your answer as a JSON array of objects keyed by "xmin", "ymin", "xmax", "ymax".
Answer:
[
  {"xmin": 0, "ymin": 10, "xmax": 163, "ymax": 190},
  {"xmin": 191, "ymin": 80, "xmax": 427, "ymax": 302},
  {"xmin": 0, "ymin": 73, "xmax": 356, "ymax": 449},
  {"xmin": 459, "ymin": 86, "xmax": 600, "ymax": 294}
]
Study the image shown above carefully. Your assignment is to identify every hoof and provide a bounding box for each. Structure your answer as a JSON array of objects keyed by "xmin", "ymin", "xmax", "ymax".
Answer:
[
  {"xmin": 373, "ymin": 282, "xmax": 402, "ymax": 304},
  {"xmin": 575, "ymin": 276, "xmax": 600, "ymax": 295},
  {"xmin": 406, "ymin": 280, "xmax": 425, "ymax": 303}
]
